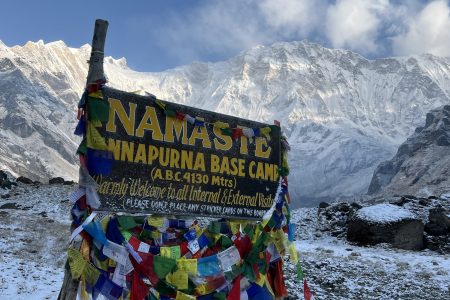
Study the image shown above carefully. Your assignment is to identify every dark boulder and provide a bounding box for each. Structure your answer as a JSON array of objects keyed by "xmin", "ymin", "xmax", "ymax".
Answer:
[
  {"xmin": 49, "ymin": 177, "xmax": 65, "ymax": 184},
  {"xmin": 0, "ymin": 170, "xmax": 7, "ymax": 180},
  {"xmin": 425, "ymin": 208, "xmax": 450, "ymax": 236},
  {"xmin": 1, "ymin": 179, "xmax": 14, "ymax": 189},
  {"xmin": 390, "ymin": 196, "xmax": 411, "ymax": 206},
  {"xmin": 319, "ymin": 202, "xmax": 330, "ymax": 209},
  {"xmin": 347, "ymin": 204, "xmax": 424, "ymax": 250},
  {"xmin": 16, "ymin": 176, "xmax": 34, "ymax": 184}
]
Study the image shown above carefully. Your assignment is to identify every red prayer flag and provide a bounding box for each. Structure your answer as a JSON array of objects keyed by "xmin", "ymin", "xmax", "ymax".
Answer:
[
  {"xmin": 304, "ymin": 279, "xmax": 313, "ymax": 300},
  {"xmin": 227, "ymin": 275, "xmax": 242, "ymax": 300},
  {"xmin": 231, "ymin": 128, "xmax": 243, "ymax": 140},
  {"xmin": 176, "ymin": 111, "xmax": 186, "ymax": 120},
  {"xmin": 131, "ymin": 270, "xmax": 149, "ymax": 300},
  {"xmin": 130, "ymin": 251, "xmax": 159, "ymax": 286}
]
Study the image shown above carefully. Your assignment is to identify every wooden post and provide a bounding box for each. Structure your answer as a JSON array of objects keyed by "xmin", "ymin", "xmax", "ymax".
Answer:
[
  {"xmin": 58, "ymin": 19, "xmax": 108, "ymax": 300},
  {"xmin": 86, "ymin": 19, "xmax": 109, "ymax": 85}
]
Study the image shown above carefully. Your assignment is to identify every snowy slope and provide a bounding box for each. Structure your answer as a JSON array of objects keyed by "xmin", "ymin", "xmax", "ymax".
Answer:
[{"xmin": 0, "ymin": 40, "xmax": 450, "ymax": 204}]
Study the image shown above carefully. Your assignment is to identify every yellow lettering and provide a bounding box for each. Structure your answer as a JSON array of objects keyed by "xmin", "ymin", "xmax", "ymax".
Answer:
[
  {"xmin": 193, "ymin": 153, "xmax": 206, "ymax": 171},
  {"xmin": 213, "ymin": 126, "xmax": 232, "ymax": 151},
  {"xmin": 106, "ymin": 98, "xmax": 136, "ymax": 136},
  {"xmin": 170, "ymin": 149, "xmax": 180, "ymax": 168},
  {"xmin": 159, "ymin": 147, "xmax": 170, "ymax": 167},
  {"xmin": 165, "ymin": 118, "xmax": 188, "ymax": 145},
  {"xmin": 211, "ymin": 154, "xmax": 220, "ymax": 173},
  {"xmin": 148, "ymin": 146, "xmax": 158, "ymax": 165},
  {"xmin": 135, "ymin": 106, "xmax": 163, "ymax": 140},
  {"xmin": 255, "ymin": 137, "xmax": 271, "ymax": 159},
  {"xmin": 249, "ymin": 161, "xmax": 256, "ymax": 178},
  {"xmin": 189, "ymin": 126, "xmax": 211, "ymax": 148},
  {"xmin": 134, "ymin": 143, "xmax": 147, "ymax": 164},
  {"xmin": 181, "ymin": 150, "xmax": 193, "ymax": 169},
  {"xmin": 121, "ymin": 141, "xmax": 134, "ymax": 162}
]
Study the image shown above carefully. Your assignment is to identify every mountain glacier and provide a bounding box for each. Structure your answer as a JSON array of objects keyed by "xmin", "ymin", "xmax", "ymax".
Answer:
[{"xmin": 0, "ymin": 40, "xmax": 449, "ymax": 206}]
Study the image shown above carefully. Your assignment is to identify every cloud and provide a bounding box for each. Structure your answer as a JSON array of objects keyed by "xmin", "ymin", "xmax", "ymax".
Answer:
[
  {"xmin": 153, "ymin": 1, "xmax": 270, "ymax": 64},
  {"xmin": 142, "ymin": 0, "xmax": 450, "ymax": 69},
  {"xmin": 392, "ymin": 0, "xmax": 450, "ymax": 57},
  {"xmin": 258, "ymin": 0, "xmax": 327, "ymax": 36},
  {"xmin": 325, "ymin": 0, "xmax": 391, "ymax": 53},
  {"xmin": 153, "ymin": 0, "xmax": 326, "ymax": 65}
]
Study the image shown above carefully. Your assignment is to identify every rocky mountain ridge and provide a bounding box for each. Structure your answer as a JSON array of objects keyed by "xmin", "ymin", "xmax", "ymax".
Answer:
[{"xmin": 368, "ymin": 105, "xmax": 450, "ymax": 197}]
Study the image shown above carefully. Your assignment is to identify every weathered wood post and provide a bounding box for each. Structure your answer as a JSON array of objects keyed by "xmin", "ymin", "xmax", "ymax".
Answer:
[
  {"xmin": 86, "ymin": 19, "xmax": 109, "ymax": 85},
  {"xmin": 58, "ymin": 19, "xmax": 108, "ymax": 300}
]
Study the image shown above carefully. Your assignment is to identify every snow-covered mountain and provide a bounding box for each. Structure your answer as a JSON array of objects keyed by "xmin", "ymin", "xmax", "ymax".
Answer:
[{"xmin": 0, "ymin": 40, "xmax": 449, "ymax": 205}]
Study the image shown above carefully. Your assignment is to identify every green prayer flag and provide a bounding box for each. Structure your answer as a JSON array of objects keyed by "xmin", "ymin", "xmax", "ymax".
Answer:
[
  {"xmin": 220, "ymin": 236, "xmax": 233, "ymax": 249},
  {"xmin": 155, "ymin": 279, "xmax": 177, "ymax": 295},
  {"xmin": 224, "ymin": 264, "xmax": 241, "ymax": 281},
  {"xmin": 120, "ymin": 229, "xmax": 132, "ymax": 241},
  {"xmin": 153, "ymin": 255, "xmax": 177, "ymax": 279},
  {"xmin": 208, "ymin": 221, "xmax": 221, "ymax": 234},
  {"xmin": 221, "ymin": 128, "xmax": 232, "ymax": 136},
  {"xmin": 117, "ymin": 216, "xmax": 137, "ymax": 230},
  {"xmin": 77, "ymin": 140, "xmax": 87, "ymax": 155},
  {"xmin": 87, "ymin": 97, "xmax": 109, "ymax": 122},
  {"xmin": 241, "ymin": 262, "xmax": 256, "ymax": 282},
  {"xmin": 296, "ymin": 262, "xmax": 304, "ymax": 281},
  {"xmin": 214, "ymin": 292, "xmax": 227, "ymax": 300},
  {"xmin": 243, "ymin": 224, "xmax": 254, "ymax": 239},
  {"xmin": 266, "ymin": 217, "xmax": 276, "ymax": 229},
  {"xmin": 165, "ymin": 109, "xmax": 176, "ymax": 117}
]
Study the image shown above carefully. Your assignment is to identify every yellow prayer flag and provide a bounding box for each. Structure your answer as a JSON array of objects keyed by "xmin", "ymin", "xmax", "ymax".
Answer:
[
  {"xmin": 175, "ymin": 291, "xmax": 196, "ymax": 300},
  {"xmin": 155, "ymin": 99, "xmax": 166, "ymax": 110},
  {"xmin": 100, "ymin": 215, "xmax": 110, "ymax": 231},
  {"xmin": 148, "ymin": 216, "xmax": 165, "ymax": 228},
  {"xmin": 194, "ymin": 225, "xmax": 202, "ymax": 238},
  {"xmin": 271, "ymin": 230, "xmax": 288, "ymax": 254},
  {"xmin": 265, "ymin": 276, "xmax": 275, "ymax": 297},
  {"xmin": 151, "ymin": 231, "xmax": 162, "ymax": 240},
  {"xmin": 88, "ymin": 90, "xmax": 103, "ymax": 99},
  {"xmin": 160, "ymin": 246, "xmax": 181, "ymax": 259},
  {"xmin": 176, "ymin": 258, "xmax": 197, "ymax": 275},
  {"xmin": 289, "ymin": 244, "xmax": 299, "ymax": 264},
  {"xmin": 87, "ymin": 122, "xmax": 108, "ymax": 150},
  {"xmin": 80, "ymin": 239, "xmax": 90, "ymax": 261},
  {"xmin": 108, "ymin": 258, "xmax": 117, "ymax": 268},
  {"xmin": 194, "ymin": 284, "xmax": 208, "ymax": 296},
  {"xmin": 229, "ymin": 222, "xmax": 241, "ymax": 235},
  {"xmin": 79, "ymin": 276, "xmax": 90, "ymax": 300},
  {"xmin": 166, "ymin": 269, "xmax": 188, "ymax": 290},
  {"xmin": 67, "ymin": 248, "xmax": 86, "ymax": 280},
  {"xmin": 213, "ymin": 121, "xmax": 229, "ymax": 129},
  {"xmin": 256, "ymin": 273, "xmax": 266, "ymax": 287},
  {"xmin": 260, "ymin": 127, "xmax": 271, "ymax": 138},
  {"xmin": 84, "ymin": 263, "xmax": 100, "ymax": 285}
]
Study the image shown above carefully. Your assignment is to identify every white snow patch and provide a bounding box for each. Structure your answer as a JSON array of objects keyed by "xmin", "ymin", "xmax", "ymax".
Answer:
[{"xmin": 355, "ymin": 204, "xmax": 416, "ymax": 223}]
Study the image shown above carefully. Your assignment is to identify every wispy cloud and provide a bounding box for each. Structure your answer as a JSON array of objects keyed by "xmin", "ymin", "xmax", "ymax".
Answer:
[
  {"xmin": 325, "ymin": 0, "xmax": 390, "ymax": 53},
  {"xmin": 149, "ymin": 0, "xmax": 450, "ymax": 65},
  {"xmin": 392, "ymin": 0, "xmax": 450, "ymax": 57}
]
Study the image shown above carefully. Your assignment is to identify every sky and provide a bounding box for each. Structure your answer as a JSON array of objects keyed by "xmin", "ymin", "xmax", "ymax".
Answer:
[{"xmin": 0, "ymin": 0, "xmax": 449, "ymax": 72}]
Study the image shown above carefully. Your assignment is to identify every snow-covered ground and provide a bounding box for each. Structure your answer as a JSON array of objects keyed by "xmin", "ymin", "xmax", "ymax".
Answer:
[{"xmin": 1, "ymin": 184, "xmax": 449, "ymax": 299}]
